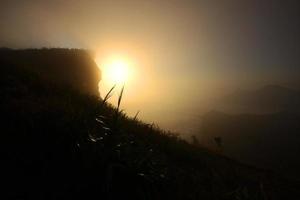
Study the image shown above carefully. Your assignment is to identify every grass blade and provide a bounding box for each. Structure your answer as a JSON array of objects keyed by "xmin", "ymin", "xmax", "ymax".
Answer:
[
  {"xmin": 102, "ymin": 84, "xmax": 116, "ymax": 105},
  {"xmin": 133, "ymin": 110, "xmax": 140, "ymax": 121},
  {"xmin": 117, "ymin": 85, "xmax": 124, "ymax": 112}
]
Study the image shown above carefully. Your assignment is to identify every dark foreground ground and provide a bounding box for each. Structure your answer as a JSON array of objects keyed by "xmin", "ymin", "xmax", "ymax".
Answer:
[{"xmin": 1, "ymin": 49, "xmax": 300, "ymax": 199}]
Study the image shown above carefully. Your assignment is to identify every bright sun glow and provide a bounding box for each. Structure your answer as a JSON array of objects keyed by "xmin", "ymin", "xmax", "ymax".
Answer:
[
  {"xmin": 107, "ymin": 59, "xmax": 129, "ymax": 83},
  {"xmin": 95, "ymin": 54, "xmax": 138, "ymax": 106},
  {"xmin": 96, "ymin": 56, "xmax": 133, "ymax": 85}
]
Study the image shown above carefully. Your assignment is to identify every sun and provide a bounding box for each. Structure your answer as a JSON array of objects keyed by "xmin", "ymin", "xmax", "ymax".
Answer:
[
  {"xmin": 96, "ymin": 56, "xmax": 132, "ymax": 85},
  {"xmin": 107, "ymin": 59, "xmax": 129, "ymax": 83}
]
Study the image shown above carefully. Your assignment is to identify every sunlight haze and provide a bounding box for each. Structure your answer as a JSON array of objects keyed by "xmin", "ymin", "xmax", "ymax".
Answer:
[{"xmin": 1, "ymin": 0, "xmax": 299, "ymax": 135}]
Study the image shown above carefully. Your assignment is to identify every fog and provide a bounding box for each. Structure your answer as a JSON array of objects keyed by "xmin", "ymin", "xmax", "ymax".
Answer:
[{"xmin": 1, "ymin": 0, "xmax": 299, "ymax": 136}]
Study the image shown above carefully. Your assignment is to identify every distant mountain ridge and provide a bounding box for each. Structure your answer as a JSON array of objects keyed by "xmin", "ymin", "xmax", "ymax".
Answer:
[
  {"xmin": 199, "ymin": 110, "xmax": 300, "ymax": 179},
  {"xmin": 214, "ymin": 85, "xmax": 300, "ymax": 114}
]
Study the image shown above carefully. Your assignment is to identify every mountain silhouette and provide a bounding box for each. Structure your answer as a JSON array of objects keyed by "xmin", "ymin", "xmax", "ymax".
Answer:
[
  {"xmin": 1, "ymin": 49, "xmax": 300, "ymax": 199},
  {"xmin": 214, "ymin": 85, "xmax": 300, "ymax": 114},
  {"xmin": 199, "ymin": 110, "xmax": 300, "ymax": 179}
]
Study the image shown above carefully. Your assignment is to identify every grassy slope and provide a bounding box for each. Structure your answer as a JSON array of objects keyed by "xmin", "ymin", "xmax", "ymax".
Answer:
[{"xmin": 1, "ymin": 49, "xmax": 299, "ymax": 199}]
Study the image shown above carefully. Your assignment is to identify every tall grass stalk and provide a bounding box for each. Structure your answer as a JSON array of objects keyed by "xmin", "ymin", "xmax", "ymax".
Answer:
[
  {"xmin": 117, "ymin": 85, "xmax": 124, "ymax": 113},
  {"xmin": 113, "ymin": 85, "xmax": 125, "ymax": 128},
  {"xmin": 101, "ymin": 85, "xmax": 116, "ymax": 107},
  {"xmin": 133, "ymin": 110, "xmax": 140, "ymax": 121}
]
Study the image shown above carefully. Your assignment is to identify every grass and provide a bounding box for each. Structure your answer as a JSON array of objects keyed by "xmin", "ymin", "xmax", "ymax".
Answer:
[
  {"xmin": 1, "ymin": 48, "xmax": 300, "ymax": 199},
  {"xmin": 102, "ymin": 84, "xmax": 116, "ymax": 105},
  {"xmin": 133, "ymin": 110, "xmax": 140, "ymax": 121}
]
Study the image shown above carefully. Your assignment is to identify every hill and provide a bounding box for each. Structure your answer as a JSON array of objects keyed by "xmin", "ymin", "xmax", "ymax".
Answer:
[
  {"xmin": 213, "ymin": 85, "xmax": 300, "ymax": 114},
  {"xmin": 0, "ymin": 48, "xmax": 101, "ymax": 96},
  {"xmin": 1, "ymin": 49, "xmax": 300, "ymax": 199},
  {"xmin": 199, "ymin": 111, "xmax": 300, "ymax": 180}
]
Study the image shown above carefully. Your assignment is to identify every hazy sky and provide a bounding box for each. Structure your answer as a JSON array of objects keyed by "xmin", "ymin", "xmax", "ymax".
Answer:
[{"xmin": 1, "ymin": 0, "xmax": 299, "ymax": 133}]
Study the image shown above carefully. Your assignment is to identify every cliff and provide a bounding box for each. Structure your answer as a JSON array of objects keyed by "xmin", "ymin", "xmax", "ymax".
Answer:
[{"xmin": 0, "ymin": 48, "xmax": 101, "ymax": 96}]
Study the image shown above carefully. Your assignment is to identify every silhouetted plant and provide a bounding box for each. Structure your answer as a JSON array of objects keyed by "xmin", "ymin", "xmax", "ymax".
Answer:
[
  {"xmin": 114, "ymin": 85, "xmax": 124, "ymax": 123},
  {"xmin": 101, "ymin": 84, "xmax": 116, "ymax": 106},
  {"xmin": 133, "ymin": 110, "xmax": 140, "ymax": 121},
  {"xmin": 117, "ymin": 85, "xmax": 124, "ymax": 112}
]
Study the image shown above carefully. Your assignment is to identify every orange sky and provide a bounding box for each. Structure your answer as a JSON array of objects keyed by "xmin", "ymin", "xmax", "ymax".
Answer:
[{"xmin": 1, "ymin": 0, "xmax": 299, "ymax": 135}]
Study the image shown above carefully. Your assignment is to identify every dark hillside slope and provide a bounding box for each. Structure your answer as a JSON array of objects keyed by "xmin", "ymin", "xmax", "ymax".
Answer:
[{"xmin": 1, "ymin": 49, "xmax": 300, "ymax": 199}]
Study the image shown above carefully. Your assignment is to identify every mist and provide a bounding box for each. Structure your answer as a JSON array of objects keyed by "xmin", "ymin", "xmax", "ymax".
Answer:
[
  {"xmin": 1, "ymin": 0, "xmax": 299, "ymax": 136},
  {"xmin": 2, "ymin": 1, "xmax": 300, "ymax": 198}
]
